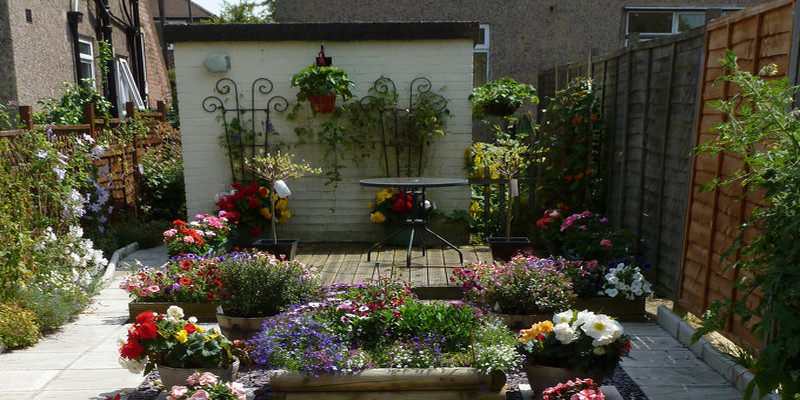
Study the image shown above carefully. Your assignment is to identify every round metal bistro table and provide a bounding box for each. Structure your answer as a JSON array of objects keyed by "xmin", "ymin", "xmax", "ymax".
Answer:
[{"xmin": 359, "ymin": 177, "xmax": 468, "ymax": 272}]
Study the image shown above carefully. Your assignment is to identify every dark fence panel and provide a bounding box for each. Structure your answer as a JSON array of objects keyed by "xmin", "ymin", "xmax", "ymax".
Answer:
[{"xmin": 538, "ymin": 28, "xmax": 707, "ymax": 298}]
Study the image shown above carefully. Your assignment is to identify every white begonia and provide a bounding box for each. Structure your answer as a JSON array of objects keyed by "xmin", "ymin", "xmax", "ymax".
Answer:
[
  {"xmin": 553, "ymin": 310, "xmax": 574, "ymax": 325},
  {"xmin": 167, "ymin": 305, "xmax": 185, "ymax": 319},
  {"xmin": 581, "ymin": 314, "xmax": 624, "ymax": 347},
  {"xmin": 188, "ymin": 316, "xmax": 198, "ymax": 324},
  {"xmin": 572, "ymin": 310, "xmax": 596, "ymax": 330},
  {"xmin": 120, "ymin": 357, "xmax": 147, "ymax": 374},
  {"xmin": 553, "ymin": 322, "xmax": 577, "ymax": 344}
]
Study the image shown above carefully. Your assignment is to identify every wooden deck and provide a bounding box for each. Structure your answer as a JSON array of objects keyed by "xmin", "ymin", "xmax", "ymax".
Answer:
[{"xmin": 293, "ymin": 243, "xmax": 493, "ymax": 298}]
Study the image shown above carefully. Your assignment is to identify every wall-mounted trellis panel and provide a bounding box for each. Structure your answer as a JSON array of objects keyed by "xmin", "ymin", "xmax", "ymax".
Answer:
[
  {"xmin": 538, "ymin": 28, "xmax": 707, "ymax": 299},
  {"xmin": 679, "ymin": 0, "xmax": 798, "ymax": 349}
]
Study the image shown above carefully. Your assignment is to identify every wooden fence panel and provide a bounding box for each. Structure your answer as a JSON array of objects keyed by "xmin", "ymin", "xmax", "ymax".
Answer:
[
  {"xmin": 0, "ymin": 102, "xmax": 170, "ymax": 217},
  {"xmin": 538, "ymin": 28, "xmax": 707, "ymax": 298},
  {"xmin": 679, "ymin": 0, "xmax": 797, "ymax": 349}
]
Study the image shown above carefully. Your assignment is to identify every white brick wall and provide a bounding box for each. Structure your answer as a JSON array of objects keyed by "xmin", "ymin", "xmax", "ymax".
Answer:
[{"xmin": 173, "ymin": 39, "xmax": 473, "ymax": 242}]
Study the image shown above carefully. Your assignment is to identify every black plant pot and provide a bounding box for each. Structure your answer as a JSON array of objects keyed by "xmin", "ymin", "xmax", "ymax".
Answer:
[
  {"xmin": 487, "ymin": 236, "xmax": 531, "ymax": 262},
  {"xmin": 250, "ymin": 238, "xmax": 300, "ymax": 260}
]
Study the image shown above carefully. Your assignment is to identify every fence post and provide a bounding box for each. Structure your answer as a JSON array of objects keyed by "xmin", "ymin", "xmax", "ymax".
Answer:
[
  {"xmin": 83, "ymin": 102, "xmax": 96, "ymax": 140},
  {"xmin": 19, "ymin": 106, "xmax": 33, "ymax": 130},
  {"xmin": 157, "ymin": 100, "xmax": 167, "ymax": 123}
]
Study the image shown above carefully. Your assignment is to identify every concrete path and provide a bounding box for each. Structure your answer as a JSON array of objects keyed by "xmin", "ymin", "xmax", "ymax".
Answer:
[{"xmin": 0, "ymin": 245, "xmax": 748, "ymax": 400}]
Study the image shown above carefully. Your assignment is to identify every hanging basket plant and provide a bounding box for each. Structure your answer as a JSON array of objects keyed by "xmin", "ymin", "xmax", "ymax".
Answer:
[{"xmin": 290, "ymin": 65, "xmax": 354, "ymax": 113}]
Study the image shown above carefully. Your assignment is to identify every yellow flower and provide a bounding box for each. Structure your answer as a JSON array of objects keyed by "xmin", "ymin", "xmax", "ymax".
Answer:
[
  {"xmin": 518, "ymin": 320, "xmax": 554, "ymax": 343},
  {"xmin": 174, "ymin": 330, "xmax": 188, "ymax": 344},
  {"xmin": 281, "ymin": 210, "xmax": 292, "ymax": 218},
  {"xmin": 367, "ymin": 202, "xmax": 373, "ymax": 209},
  {"xmin": 370, "ymin": 211, "xmax": 386, "ymax": 223},
  {"xmin": 375, "ymin": 188, "xmax": 394, "ymax": 204},
  {"xmin": 276, "ymin": 198, "xmax": 288, "ymax": 210},
  {"xmin": 196, "ymin": 326, "xmax": 204, "ymax": 333},
  {"xmin": 260, "ymin": 207, "xmax": 272, "ymax": 219}
]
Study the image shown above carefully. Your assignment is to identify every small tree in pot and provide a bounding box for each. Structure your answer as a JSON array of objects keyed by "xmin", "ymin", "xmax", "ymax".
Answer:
[
  {"xmin": 473, "ymin": 133, "xmax": 532, "ymax": 260},
  {"xmin": 245, "ymin": 150, "xmax": 321, "ymax": 259}
]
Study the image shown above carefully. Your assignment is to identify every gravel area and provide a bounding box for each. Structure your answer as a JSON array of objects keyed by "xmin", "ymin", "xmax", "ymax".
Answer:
[{"xmin": 129, "ymin": 365, "xmax": 648, "ymax": 400}]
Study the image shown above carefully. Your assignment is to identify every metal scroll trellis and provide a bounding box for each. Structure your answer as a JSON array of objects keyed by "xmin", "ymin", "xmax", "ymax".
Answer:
[
  {"xmin": 202, "ymin": 78, "xmax": 289, "ymax": 183},
  {"xmin": 360, "ymin": 77, "xmax": 448, "ymax": 177}
]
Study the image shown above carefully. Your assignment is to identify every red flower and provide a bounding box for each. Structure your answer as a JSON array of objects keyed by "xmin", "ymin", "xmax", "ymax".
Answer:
[
  {"xmin": 119, "ymin": 339, "xmax": 143, "ymax": 359},
  {"xmin": 231, "ymin": 182, "xmax": 242, "ymax": 191},
  {"xmin": 184, "ymin": 323, "xmax": 197, "ymax": 334},
  {"xmin": 180, "ymin": 277, "xmax": 192, "ymax": 285},
  {"xmin": 248, "ymin": 196, "xmax": 260, "ymax": 210},
  {"xmin": 172, "ymin": 220, "xmax": 186, "ymax": 227},
  {"xmin": 135, "ymin": 311, "xmax": 156, "ymax": 324},
  {"xmin": 180, "ymin": 259, "xmax": 192, "ymax": 271},
  {"xmin": 206, "ymin": 292, "xmax": 216, "ymax": 302},
  {"xmin": 137, "ymin": 320, "xmax": 159, "ymax": 339},
  {"xmin": 249, "ymin": 227, "xmax": 262, "ymax": 237}
]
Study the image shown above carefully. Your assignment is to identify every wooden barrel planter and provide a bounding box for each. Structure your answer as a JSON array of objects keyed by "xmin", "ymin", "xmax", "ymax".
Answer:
[{"xmin": 269, "ymin": 367, "xmax": 507, "ymax": 400}]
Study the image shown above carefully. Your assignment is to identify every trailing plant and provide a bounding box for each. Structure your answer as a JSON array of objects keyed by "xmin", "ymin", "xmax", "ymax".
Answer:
[
  {"xmin": 690, "ymin": 50, "xmax": 800, "ymax": 399},
  {"xmin": 34, "ymin": 80, "xmax": 112, "ymax": 124},
  {"xmin": 538, "ymin": 77, "xmax": 605, "ymax": 212},
  {"xmin": 290, "ymin": 64, "xmax": 354, "ymax": 103},
  {"xmin": 0, "ymin": 301, "xmax": 41, "ymax": 348},
  {"xmin": 469, "ymin": 77, "xmax": 538, "ymax": 118}
]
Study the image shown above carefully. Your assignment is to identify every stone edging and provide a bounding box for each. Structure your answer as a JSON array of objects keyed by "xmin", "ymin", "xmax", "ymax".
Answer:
[
  {"xmin": 655, "ymin": 305, "xmax": 774, "ymax": 400},
  {"xmin": 100, "ymin": 242, "xmax": 140, "ymax": 289}
]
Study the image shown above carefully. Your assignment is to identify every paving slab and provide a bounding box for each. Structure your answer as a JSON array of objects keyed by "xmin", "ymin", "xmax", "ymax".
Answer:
[{"xmin": 0, "ymin": 370, "xmax": 61, "ymax": 391}]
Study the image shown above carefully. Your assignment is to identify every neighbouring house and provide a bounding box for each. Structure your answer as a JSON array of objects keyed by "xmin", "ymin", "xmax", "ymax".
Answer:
[
  {"xmin": 0, "ymin": 0, "xmax": 172, "ymax": 115},
  {"xmin": 273, "ymin": 0, "xmax": 764, "ymax": 87},
  {"xmin": 148, "ymin": 0, "xmax": 215, "ymax": 68}
]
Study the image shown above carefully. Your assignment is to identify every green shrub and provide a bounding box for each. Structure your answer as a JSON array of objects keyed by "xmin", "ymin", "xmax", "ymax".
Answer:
[
  {"xmin": 19, "ymin": 272, "xmax": 97, "ymax": 331},
  {"xmin": 0, "ymin": 301, "xmax": 41, "ymax": 348}
]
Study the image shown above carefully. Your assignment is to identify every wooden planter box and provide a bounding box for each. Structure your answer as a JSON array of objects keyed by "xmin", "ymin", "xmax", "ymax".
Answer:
[
  {"xmin": 573, "ymin": 296, "xmax": 647, "ymax": 321},
  {"xmin": 270, "ymin": 367, "xmax": 507, "ymax": 400},
  {"xmin": 127, "ymin": 301, "xmax": 220, "ymax": 323}
]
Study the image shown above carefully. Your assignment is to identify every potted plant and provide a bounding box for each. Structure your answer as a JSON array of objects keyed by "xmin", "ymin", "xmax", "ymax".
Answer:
[
  {"xmin": 469, "ymin": 77, "xmax": 538, "ymax": 118},
  {"xmin": 119, "ymin": 255, "xmax": 229, "ymax": 322},
  {"xmin": 243, "ymin": 150, "xmax": 321, "ymax": 259},
  {"xmin": 162, "ymin": 214, "xmax": 231, "ymax": 258},
  {"xmin": 164, "ymin": 371, "xmax": 247, "ymax": 400},
  {"xmin": 451, "ymin": 255, "xmax": 576, "ymax": 330},
  {"xmin": 216, "ymin": 251, "xmax": 319, "ymax": 340},
  {"xmin": 518, "ymin": 309, "xmax": 631, "ymax": 395},
  {"xmin": 473, "ymin": 135, "xmax": 532, "ymax": 260},
  {"xmin": 249, "ymin": 277, "xmax": 520, "ymax": 398},
  {"xmin": 540, "ymin": 377, "xmax": 606, "ymax": 400},
  {"xmin": 290, "ymin": 64, "xmax": 354, "ymax": 113},
  {"xmin": 118, "ymin": 306, "xmax": 243, "ymax": 390},
  {"xmin": 215, "ymin": 181, "xmax": 291, "ymax": 247}
]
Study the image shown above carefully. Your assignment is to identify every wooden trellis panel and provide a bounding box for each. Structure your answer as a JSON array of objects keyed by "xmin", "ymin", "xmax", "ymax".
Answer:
[{"xmin": 679, "ymin": 0, "xmax": 797, "ymax": 349}]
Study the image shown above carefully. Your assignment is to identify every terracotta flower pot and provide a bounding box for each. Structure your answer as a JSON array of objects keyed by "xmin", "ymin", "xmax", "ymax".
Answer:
[{"xmin": 308, "ymin": 94, "xmax": 336, "ymax": 113}]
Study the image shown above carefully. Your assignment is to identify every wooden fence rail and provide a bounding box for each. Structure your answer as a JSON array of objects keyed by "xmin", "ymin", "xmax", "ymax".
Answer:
[{"xmin": 0, "ymin": 101, "xmax": 172, "ymax": 217}]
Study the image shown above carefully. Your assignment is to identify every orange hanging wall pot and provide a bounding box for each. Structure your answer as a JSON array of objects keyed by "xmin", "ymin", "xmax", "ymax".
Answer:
[{"xmin": 308, "ymin": 94, "xmax": 336, "ymax": 113}]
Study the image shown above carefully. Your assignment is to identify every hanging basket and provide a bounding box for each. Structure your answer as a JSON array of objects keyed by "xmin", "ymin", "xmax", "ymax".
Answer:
[{"xmin": 308, "ymin": 94, "xmax": 337, "ymax": 113}]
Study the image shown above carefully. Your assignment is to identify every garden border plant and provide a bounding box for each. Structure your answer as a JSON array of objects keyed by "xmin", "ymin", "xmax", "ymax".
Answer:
[{"xmin": 691, "ymin": 50, "xmax": 800, "ymax": 399}]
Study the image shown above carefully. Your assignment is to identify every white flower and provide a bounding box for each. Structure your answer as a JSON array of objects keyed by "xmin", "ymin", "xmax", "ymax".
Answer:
[
  {"xmin": 167, "ymin": 305, "xmax": 184, "ymax": 319},
  {"xmin": 581, "ymin": 314, "xmax": 623, "ymax": 347},
  {"xmin": 120, "ymin": 357, "xmax": 147, "ymax": 374},
  {"xmin": 572, "ymin": 310, "xmax": 596, "ymax": 330},
  {"xmin": 188, "ymin": 316, "xmax": 198, "ymax": 324},
  {"xmin": 553, "ymin": 310, "xmax": 573, "ymax": 325},
  {"xmin": 553, "ymin": 322, "xmax": 577, "ymax": 344}
]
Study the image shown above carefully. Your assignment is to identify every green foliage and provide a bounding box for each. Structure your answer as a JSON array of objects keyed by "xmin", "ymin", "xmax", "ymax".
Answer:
[
  {"xmin": 469, "ymin": 77, "xmax": 538, "ymax": 118},
  {"xmin": 693, "ymin": 50, "xmax": 800, "ymax": 399},
  {"xmin": 538, "ymin": 77, "xmax": 605, "ymax": 212},
  {"xmin": 0, "ymin": 301, "xmax": 41, "ymax": 348},
  {"xmin": 140, "ymin": 124, "xmax": 186, "ymax": 221},
  {"xmin": 0, "ymin": 101, "xmax": 21, "ymax": 130},
  {"xmin": 84, "ymin": 215, "xmax": 170, "ymax": 258},
  {"xmin": 19, "ymin": 273, "xmax": 95, "ymax": 331},
  {"xmin": 219, "ymin": 254, "xmax": 319, "ymax": 318},
  {"xmin": 34, "ymin": 80, "xmax": 112, "ymax": 124},
  {"xmin": 207, "ymin": 0, "xmax": 274, "ymax": 23},
  {"xmin": 290, "ymin": 65, "xmax": 355, "ymax": 102}
]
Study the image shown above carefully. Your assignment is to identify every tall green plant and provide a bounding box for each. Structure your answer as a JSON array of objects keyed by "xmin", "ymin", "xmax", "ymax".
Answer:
[
  {"xmin": 692, "ymin": 50, "xmax": 800, "ymax": 399},
  {"xmin": 34, "ymin": 80, "xmax": 112, "ymax": 124}
]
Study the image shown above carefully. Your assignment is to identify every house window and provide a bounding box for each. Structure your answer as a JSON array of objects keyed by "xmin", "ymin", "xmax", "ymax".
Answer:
[
  {"xmin": 473, "ymin": 24, "xmax": 490, "ymax": 87},
  {"xmin": 78, "ymin": 38, "xmax": 95, "ymax": 85},
  {"xmin": 625, "ymin": 8, "xmax": 742, "ymax": 42}
]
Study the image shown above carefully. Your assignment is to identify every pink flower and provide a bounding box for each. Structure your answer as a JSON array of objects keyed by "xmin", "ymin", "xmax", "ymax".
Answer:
[
  {"xmin": 227, "ymin": 381, "xmax": 246, "ymax": 395},
  {"xmin": 600, "ymin": 239, "xmax": 613, "ymax": 247},
  {"xmin": 187, "ymin": 389, "xmax": 210, "ymax": 400},
  {"xmin": 168, "ymin": 386, "xmax": 188, "ymax": 399},
  {"xmin": 197, "ymin": 372, "xmax": 218, "ymax": 386},
  {"xmin": 183, "ymin": 236, "xmax": 195, "ymax": 244},
  {"xmin": 571, "ymin": 388, "xmax": 605, "ymax": 400},
  {"xmin": 186, "ymin": 372, "xmax": 200, "ymax": 386},
  {"xmin": 147, "ymin": 285, "xmax": 160, "ymax": 293},
  {"xmin": 164, "ymin": 229, "xmax": 177, "ymax": 238}
]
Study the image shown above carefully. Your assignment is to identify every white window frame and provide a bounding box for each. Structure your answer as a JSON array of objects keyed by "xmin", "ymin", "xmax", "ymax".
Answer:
[
  {"xmin": 473, "ymin": 24, "xmax": 490, "ymax": 86},
  {"xmin": 116, "ymin": 58, "xmax": 145, "ymax": 115},
  {"xmin": 78, "ymin": 37, "xmax": 95, "ymax": 85},
  {"xmin": 625, "ymin": 7, "xmax": 743, "ymax": 42}
]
